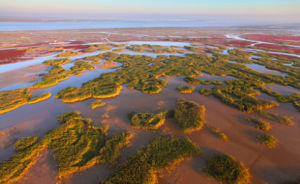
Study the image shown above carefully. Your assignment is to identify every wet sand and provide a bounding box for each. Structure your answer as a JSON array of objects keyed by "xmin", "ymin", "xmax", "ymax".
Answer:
[
  {"xmin": 0, "ymin": 28, "xmax": 299, "ymax": 183},
  {"xmin": 1, "ymin": 75, "xmax": 298, "ymax": 184}
]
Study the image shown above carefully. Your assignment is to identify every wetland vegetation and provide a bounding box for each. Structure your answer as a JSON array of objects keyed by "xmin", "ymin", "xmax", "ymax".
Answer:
[
  {"xmin": 0, "ymin": 38, "xmax": 299, "ymax": 184},
  {"xmin": 0, "ymin": 112, "xmax": 133, "ymax": 183},
  {"xmin": 257, "ymin": 133, "xmax": 279, "ymax": 149},
  {"xmin": 128, "ymin": 110, "xmax": 169, "ymax": 130},
  {"xmin": 205, "ymin": 155, "xmax": 250, "ymax": 184},
  {"xmin": 176, "ymin": 85, "xmax": 195, "ymax": 94},
  {"xmin": 100, "ymin": 135, "xmax": 200, "ymax": 184},
  {"xmin": 174, "ymin": 100, "xmax": 206, "ymax": 133}
]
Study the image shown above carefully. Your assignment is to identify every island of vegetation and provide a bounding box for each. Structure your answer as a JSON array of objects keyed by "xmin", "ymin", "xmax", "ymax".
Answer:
[
  {"xmin": 174, "ymin": 100, "xmax": 206, "ymax": 133},
  {"xmin": 0, "ymin": 112, "xmax": 133, "ymax": 183},
  {"xmin": 248, "ymin": 118, "xmax": 271, "ymax": 131},
  {"xmin": 100, "ymin": 135, "xmax": 200, "ymax": 184},
  {"xmin": 14, "ymin": 136, "xmax": 39, "ymax": 152},
  {"xmin": 0, "ymin": 89, "xmax": 51, "ymax": 114},
  {"xmin": 90, "ymin": 100, "xmax": 106, "ymax": 110},
  {"xmin": 205, "ymin": 155, "xmax": 250, "ymax": 184},
  {"xmin": 128, "ymin": 110, "xmax": 169, "ymax": 130},
  {"xmin": 176, "ymin": 85, "xmax": 195, "ymax": 94},
  {"xmin": 257, "ymin": 133, "xmax": 279, "ymax": 149}
]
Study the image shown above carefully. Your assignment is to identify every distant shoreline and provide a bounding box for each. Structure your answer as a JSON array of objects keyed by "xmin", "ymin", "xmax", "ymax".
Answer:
[{"xmin": 0, "ymin": 20, "xmax": 292, "ymax": 31}]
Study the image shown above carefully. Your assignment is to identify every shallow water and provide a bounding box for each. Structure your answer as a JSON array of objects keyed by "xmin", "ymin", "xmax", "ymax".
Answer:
[
  {"xmin": 196, "ymin": 73, "xmax": 236, "ymax": 81},
  {"xmin": 245, "ymin": 63, "xmax": 288, "ymax": 77},
  {"xmin": 265, "ymin": 84, "xmax": 300, "ymax": 96},
  {"xmin": 0, "ymin": 53, "xmax": 59, "ymax": 74}
]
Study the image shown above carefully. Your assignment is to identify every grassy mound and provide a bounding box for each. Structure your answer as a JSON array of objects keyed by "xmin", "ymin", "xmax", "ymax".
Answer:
[
  {"xmin": 14, "ymin": 136, "xmax": 39, "ymax": 152},
  {"xmin": 248, "ymin": 118, "xmax": 271, "ymax": 131},
  {"xmin": 100, "ymin": 135, "xmax": 200, "ymax": 184},
  {"xmin": 90, "ymin": 100, "xmax": 106, "ymax": 110},
  {"xmin": 70, "ymin": 61, "xmax": 95, "ymax": 75},
  {"xmin": 257, "ymin": 110, "xmax": 295, "ymax": 126},
  {"xmin": 176, "ymin": 86, "xmax": 195, "ymax": 94},
  {"xmin": 128, "ymin": 111, "xmax": 169, "ymax": 130},
  {"xmin": 174, "ymin": 100, "xmax": 206, "ymax": 133},
  {"xmin": 57, "ymin": 50, "xmax": 80, "ymax": 57},
  {"xmin": 31, "ymin": 66, "xmax": 71, "ymax": 88},
  {"xmin": 0, "ymin": 89, "xmax": 30, "ymax": 114},
  {"xmin": 28, "ymin": 93, "xmax": 52, "ymax": 104},
  {"xmin": 212, "ymin": 80, "xmax": 278, "ymax": 113},
  {"xmin": 257, "ymin": 134, "xmax": 279, "ymax": 149},
  {"xmin": 205, "ymin": 155, "xmax": 250, "ymax": 184},
  {"xmin": 199, "ymin": 88, "xmax": 212, "ymax": 96},
  {"xmin": 44, "ymin": 58, "xmax": 71, "ymax": 66}
]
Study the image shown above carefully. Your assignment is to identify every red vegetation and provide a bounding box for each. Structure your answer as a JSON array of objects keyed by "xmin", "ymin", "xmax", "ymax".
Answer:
[
  {"xmin": 226, "ymin": 40, "xmax": 253, "ymax": 47},
  {"xmin": 69, "ymin": 41, "xmax": 85, "ymax": 45},
  {"xmin": 255, "ymin": 44, "xmax": 300, "ymax": 54},
  {"xmin": 242, "ymin": 34, "xmax": 300, "ymax": 44},
  {"xmin": 0, "ymin": 49, "xmax": 26, "ymax": 64},
  {"xmin": 268, "ymin": 53, "xmax": 300, "ymax": 60},
  {"xmin": 63, "ymin": 44, "xmax": 89, "ymax": 50}
]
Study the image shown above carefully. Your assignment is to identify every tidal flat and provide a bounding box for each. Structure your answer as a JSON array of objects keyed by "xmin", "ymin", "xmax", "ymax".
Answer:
[{"xmin": 0, "ymin": 26, "xmax": 300, "ymax": 184}]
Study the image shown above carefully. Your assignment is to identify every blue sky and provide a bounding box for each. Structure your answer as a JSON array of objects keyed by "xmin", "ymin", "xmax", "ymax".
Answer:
[{"xmin": 1, "ymin": 0, "xmax": 300, "ymax": 22}]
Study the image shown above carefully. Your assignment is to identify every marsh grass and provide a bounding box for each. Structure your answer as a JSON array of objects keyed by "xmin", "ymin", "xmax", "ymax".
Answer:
[
  {"xmin": 128, "ymin": 111, "xmax": 169, "ymax": 130},
  {"xmin": 174, "ymin": 100, "xmax": 206, "ymax": 133},
  {"xmin": 90, "ymin": 100, "xmax": 106, "ymax": 110},
  {"xmin": 28, "ymin": 93, "xmax": 52, "ymax": 104},
  {"xmin": 100, "ymin": 135, "xmax": 200, "ymax": 184},
  {"xmin": 257, "ymin": 133, "xmax": 279, "ymax": 149},
  {"xmin": 257, "ymin": 110, "xmax": 295, "ymax": 126},
  {"xmin": 176, "ymin": 86, "xmax": 195, "ymax": 94},
  {"xmin": 248, "ymin": 118, "xmax": 271, "ymax": 131},
  {"xmin": 199, "ymin": 88, "xmax": 212, "ymax": 96},
  {"xmin": 14, "ymin": 136, "xmax": 39, "ymax": 152},
  {"xmin": 0, "ymin": 111, "xmax": 133, "ymax": 183},
  {"xmin": 0, "ymin": 89, "xmax": 30, "ymax": 114},
  {"xmin": 205, "ymin": 155, "xmax": 250, "ymax": 184}
]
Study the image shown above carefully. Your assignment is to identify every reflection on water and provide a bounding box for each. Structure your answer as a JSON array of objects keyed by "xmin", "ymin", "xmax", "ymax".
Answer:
[
  {"xmin": 245, "ymin": 63, "xmax": 288, "ymax": 76},
  {"xmin": 0, "ymin": 82, "xmax": 36, "ymax": 92},
  {"xmin": 265, "ymin": 84, "xmax": 300, "ymax": 96},
  {"xmin": 0, "ymin": 53, "xmax": 59, "ymax": 74},
  {"xmin": 196, "ymin": 73, "xmax": 236, "ymax": 81}
]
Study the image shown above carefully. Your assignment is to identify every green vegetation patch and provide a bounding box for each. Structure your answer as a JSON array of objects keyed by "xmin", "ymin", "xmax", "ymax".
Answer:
[
  {"xmin": 212, "ymin": 80, "xmax": 278, "ymax": 113},
  {"xmin": 176, "ymin": 86, "xmax": 195, "ymax": 94},
  {"xmin": 205, "ymin": 155, "xmax": 250, "ymax": 184},
  {"xmin": 90, "ymin": 100, "xmax": 106, "ymax": 110},
  {"xmin": 257, "ymin": 134, "xmax": 279, "ymax": 149},
  {"xmin": 248, "ymin": 118, "xmax": 271, "ymax": 131},
  {"xmin": 199, "ymin": 88, "xmax": 212, "ymax": 96},
  {"xmin": 14, "ymin": 136, "xmax": 39, "ymax": 152},
  {"xmin": 174, "ymin": 100, "xmax": 206, "ymax": 132},
  {"xmin": 207, "ymin": 126, "xmax": 229, "ymax": 141},
  {"xmin": 32, "ymin": 66, "xmax": 71, "ymax": 88},
  {"xmin": 55, "ymin": 50, "xmax": 299, "ymax": 112},
  {"xmin": 0, "ymin": 89, "xmax": 30, "ymax": 114},
  {"xmin": 56, "ymin": 83, "xmax": 122, "ymax": 103},
  {"xmin": 257, "ymin": 110, "xmax": 295, "ymax": 126},
  {"xmin": 128, "ymin": 111, "xmax": 169, "ymax": 130},
  {"xmin": 184, "ymin": 76, "xmax": 222, "ymax": 85},
  {"xmin": 57, "ymin": 50, "xmax": 80, "ymax": 57},
  {"xmin": 44, "ymin": 58, "xmax": 71, "ymax": 66},
  {"xmin": 28, "ymin": 93, "xmax": 52, "ymax": 104},
  {"xmin": 100, "ymin": 135, "xmax": 200, "ymax": 184},
  {"xmin": 0, "ymin": 112, "xmax": 133, "ymax": 183},
  {"xmin": 70, "ymin": 61, "xmax": 96, "ymax": 75}
]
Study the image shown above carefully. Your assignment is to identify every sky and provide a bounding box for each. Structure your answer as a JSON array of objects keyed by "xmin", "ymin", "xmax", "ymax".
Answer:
[{"xmin": 0, "ymin": 0, "xmax": 300, "ymax": 23}]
